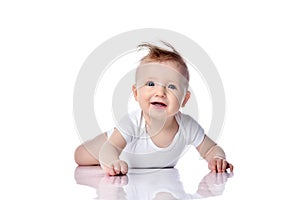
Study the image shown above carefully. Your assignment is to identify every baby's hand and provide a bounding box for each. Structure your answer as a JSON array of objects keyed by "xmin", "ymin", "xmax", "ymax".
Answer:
[
  {"xmin": 101, "ymin": 160, "xmax": 128, "ymax": 176},
  {"xmin": 208, "ymin": 157, "xmax": 233, "ymax": 173}
]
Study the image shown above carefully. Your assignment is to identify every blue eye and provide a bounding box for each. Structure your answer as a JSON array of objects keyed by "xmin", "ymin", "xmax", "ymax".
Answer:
[
  {"xmin": 168, "ymin": 84, "xmax": 177, "ymax": 90},
  {"xmin": 146, "ymin": 81, "xmax": 155, "ymax": 87}
]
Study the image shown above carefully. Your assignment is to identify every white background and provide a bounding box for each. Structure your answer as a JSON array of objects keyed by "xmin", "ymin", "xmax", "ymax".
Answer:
[{"xmin": 1, "ymin": 0, "xmax": 299, "ymax": 199}]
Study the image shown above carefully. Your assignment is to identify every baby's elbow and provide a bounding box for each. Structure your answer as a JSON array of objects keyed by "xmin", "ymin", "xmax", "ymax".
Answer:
[
  {"xmin": 74, "ymin": 145, "xmax": 91, "ymax": 165},
  {"xmin": 74, "ymin": 144, "xmax": 100, "ymax": 166},
  {"xmin": 74, "ymin": 145, "xmax": 84, "ymax": 165}
]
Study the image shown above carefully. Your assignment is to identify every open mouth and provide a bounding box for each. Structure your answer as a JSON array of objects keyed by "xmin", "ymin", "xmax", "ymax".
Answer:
[{"xmin": 151, "ymin": 102, "xmax": 167, "ymax": 107}]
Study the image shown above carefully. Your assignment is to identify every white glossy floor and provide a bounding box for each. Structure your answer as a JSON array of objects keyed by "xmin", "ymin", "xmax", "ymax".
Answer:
[
  {"xmin": 74, "ymin": 165, "xmax": 233, "ymax": 200},
  {"xmin": 71, "ymin": 147, "xmax": 235, "ymax": 200}
]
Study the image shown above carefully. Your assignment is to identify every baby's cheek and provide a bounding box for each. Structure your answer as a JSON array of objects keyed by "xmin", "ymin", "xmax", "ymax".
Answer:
[
  {"xmin": 136, "ymin": 91, "xmax": 143, "ymax": 101},
  {"xmin": 172, "ymin": 93, "xmax": 184, "ymax": 105},
  {"xmin": 173, "ymin": 98, "xmax": 182, "ymax": 110}
]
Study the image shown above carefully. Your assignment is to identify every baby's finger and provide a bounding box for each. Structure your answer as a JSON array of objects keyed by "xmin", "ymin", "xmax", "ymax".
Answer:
[
  {"xmin": 102, "ymin": 164, "xmax": 115, "ymax": 176},
  {"xmin": 120, "ymin": 161, "xmax": 128, "ymax": 175},
  {"xmin": 113, "ymin": 163, "xmax": 121, "ymax": 175},
  {"xmin": 224, "ymin": 162, "xmax": 233, "ymax": 172},
  {"xmin": 107, "ymin": 167, "xmax": 116, "ymax": 176},
  {"xmin": 216, "ymin": 159, "xmax": 222, "ymax": 172},
  {"xmin": 221, "ymin": 160, "xmax": 227, "ymax": 172},
  {"xmin": 228, "ymin": 163, "xmax": 234, "ymax": 172},
  {"xmin": 209, "ymin": 159, "xmax": 217, "ymax": 172}
]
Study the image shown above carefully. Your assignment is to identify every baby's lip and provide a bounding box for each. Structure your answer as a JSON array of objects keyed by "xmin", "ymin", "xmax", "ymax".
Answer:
[{"xmin": 150, "ymin": 101, "xmax": 167, "ymax": 107}]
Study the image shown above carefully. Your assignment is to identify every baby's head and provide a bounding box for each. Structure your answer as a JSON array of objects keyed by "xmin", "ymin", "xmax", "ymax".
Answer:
[
  {"xmin": 136, "ymin": 41, "xmax": 189, "ymax": 83},
  {"xmin": 133, "ymin": 42, "xmax": 191, "ymax": 120}
]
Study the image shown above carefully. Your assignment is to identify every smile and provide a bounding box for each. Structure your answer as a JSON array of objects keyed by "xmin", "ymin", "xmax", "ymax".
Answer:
[{"xmin": 151, "ymin": 102, "xmax": 167, "ymax": 108}]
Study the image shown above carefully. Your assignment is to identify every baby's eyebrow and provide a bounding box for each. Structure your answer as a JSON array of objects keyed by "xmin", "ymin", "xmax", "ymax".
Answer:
[{"xmin": 143, "ymin": 77, "xmax": 157, "ymax": 80}]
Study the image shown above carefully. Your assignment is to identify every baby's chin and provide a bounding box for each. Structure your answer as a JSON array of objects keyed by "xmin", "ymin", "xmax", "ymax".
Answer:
[
  {"xmin": 147, "ymin": 108, "xmax": 178, "ymax": 120},
  {"xmin": 148, "ymin": 108, "xmax": 167, "ymax": 118}
]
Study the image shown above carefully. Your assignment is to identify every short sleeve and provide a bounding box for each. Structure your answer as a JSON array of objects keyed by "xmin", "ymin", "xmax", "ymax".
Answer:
[
  {"xmin": 113, "ymin": 110, "xmax": 143, "ymax": 143},
  {"xmin": 179, "ymin": 113, "xmax": 205, "ymax": 147}
]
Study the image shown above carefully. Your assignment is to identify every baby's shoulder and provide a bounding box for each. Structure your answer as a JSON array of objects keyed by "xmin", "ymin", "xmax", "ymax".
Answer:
[
  {"xmin": 176, "ymin": 112, "xmax": 203, "ymax": 130},
  {"xmin": 176, "ymin": 112, "xmax": 198, "ymax": 124},
  {"xmin": 114, "ymin": 110, "xmax": 143, "ymax": 141}
]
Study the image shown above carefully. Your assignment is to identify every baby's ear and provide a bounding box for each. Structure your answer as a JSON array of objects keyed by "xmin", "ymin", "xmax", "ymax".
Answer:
[
  {"xmin": 181, "ymin": 91, "xmax": 191, "ymax": 107},
  {"xmin": 132, "ymin": 84, "xmax": 138, "ymax": 101}
]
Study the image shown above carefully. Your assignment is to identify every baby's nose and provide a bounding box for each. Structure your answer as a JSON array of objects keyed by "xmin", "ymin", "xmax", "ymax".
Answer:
[{"xmin": 154, "ymin": 85, "xmax": 167, "ymax": 97}]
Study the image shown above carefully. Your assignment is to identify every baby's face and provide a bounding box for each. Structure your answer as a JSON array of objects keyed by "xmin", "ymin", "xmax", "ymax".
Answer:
[{"xmin": 133, "ymin": 62, "xmax": 190, "ymax": 120}]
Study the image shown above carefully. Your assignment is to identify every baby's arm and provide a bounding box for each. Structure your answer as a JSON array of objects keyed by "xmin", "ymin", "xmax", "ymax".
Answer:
[
  {"xmin": 74, "ymin": 133, "xmax": 107, "ymax": 166},
  {"xmin": 196, "ymin": 136, "xmax": 233, "ymax": 173},
  {"xmin": 99, "ymin": 129, "xmax": 128, "ymax": 176}
]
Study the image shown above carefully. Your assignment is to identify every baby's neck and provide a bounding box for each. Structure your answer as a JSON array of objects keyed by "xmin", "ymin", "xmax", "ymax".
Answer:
[
  {"xmin": 144, "ymin": 115, "xmax": 177, "ymax": 137},
  {"xmin": 145, "ymin": 115, "xmax": 179, "ymax": 148}
]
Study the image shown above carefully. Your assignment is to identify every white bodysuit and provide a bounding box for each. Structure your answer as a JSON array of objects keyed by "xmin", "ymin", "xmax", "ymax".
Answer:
[{"xmin": 107, "ymin": 110, "xmax": 205, "ymax": 168}]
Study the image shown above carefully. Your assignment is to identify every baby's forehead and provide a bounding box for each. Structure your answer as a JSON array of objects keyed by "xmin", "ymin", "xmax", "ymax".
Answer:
[{"xmin": 136, "ymin": 62, "xmax": 187, "ymax": 81}]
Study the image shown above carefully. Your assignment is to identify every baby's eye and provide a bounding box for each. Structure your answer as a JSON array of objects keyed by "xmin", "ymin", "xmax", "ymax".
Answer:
[
  {"xmin": 146, "ymin": 81, "xmax": 155, "ymax": 87},
  {"xmin": 168, "ymin": 84, "xmax": 177, "ymax": 90}
]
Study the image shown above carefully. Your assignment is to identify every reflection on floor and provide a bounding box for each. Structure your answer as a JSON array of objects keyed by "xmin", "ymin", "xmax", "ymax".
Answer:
[{"xmin": 74, "ymin": 166, "xmax": 233, "ymax": 200}]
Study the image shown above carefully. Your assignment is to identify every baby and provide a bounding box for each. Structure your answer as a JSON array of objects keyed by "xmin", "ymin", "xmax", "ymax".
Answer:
[{"xmin": 74, "ymin": 42, "xmax": 234, "ymax": 175}]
